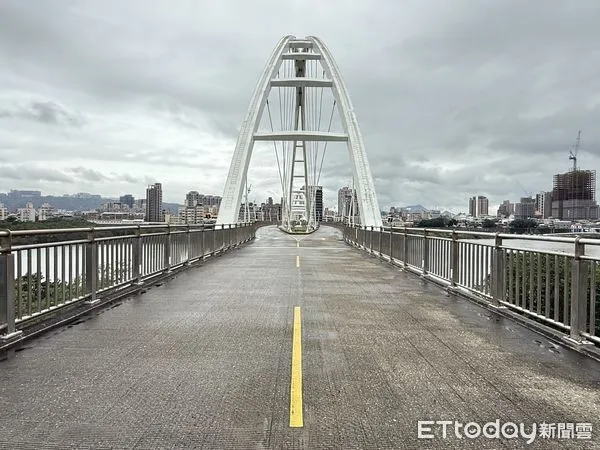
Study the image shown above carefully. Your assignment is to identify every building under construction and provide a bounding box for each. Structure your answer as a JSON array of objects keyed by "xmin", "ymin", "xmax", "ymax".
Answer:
[{"xmin": 551, "ymin": 169, "xmax": 599, "ymax": 220}]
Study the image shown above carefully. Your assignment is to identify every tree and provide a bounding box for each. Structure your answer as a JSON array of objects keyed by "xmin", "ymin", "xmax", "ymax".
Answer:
[
  {"xmin": 482, "ymin": 219, "xmax": 496, "ymax": 228},
  {"xmin": 509, "ymin": 218, "xmax": 538, "ymax": 234},
  {"xmin": 416, "ymin": 217, "xmax": 456, "ymax": 228}
]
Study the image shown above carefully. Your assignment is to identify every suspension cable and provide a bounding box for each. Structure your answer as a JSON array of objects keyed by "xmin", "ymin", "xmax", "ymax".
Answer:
[{"xmin": 316, "ymin": 99, "xmax": 336, "ymax": 187}]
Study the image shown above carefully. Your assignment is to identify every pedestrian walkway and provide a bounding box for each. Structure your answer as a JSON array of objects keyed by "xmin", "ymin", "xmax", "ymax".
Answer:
[{"xmin": 0, "ymin": 226, "xmax": 598, "ymax": 449}]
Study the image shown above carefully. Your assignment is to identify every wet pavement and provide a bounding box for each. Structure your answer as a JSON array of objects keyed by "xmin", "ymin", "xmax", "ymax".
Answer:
[{"xmin": 0, "ymin": 225, "xmax": 599, "ymax": 449}]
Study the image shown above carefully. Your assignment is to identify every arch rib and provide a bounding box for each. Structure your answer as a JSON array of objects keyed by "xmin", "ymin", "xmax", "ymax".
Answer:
[
  {"xmin": 307, "ymin": 36, "xmax": 382, "ymax": 228},
  {"xmin": 217, "ymin": 35, "xmax": 382, "ymax": 228},
  {"xmin": 216, "ymin": 35, "xmax": 295, "ymax": 225}
]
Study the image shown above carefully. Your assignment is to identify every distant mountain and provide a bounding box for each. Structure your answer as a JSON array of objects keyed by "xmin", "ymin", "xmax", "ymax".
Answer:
[
  {"xmin": 0, "ymin": 193, "xmax": 105, "ymax": 212},
  {"xmin": 402, "ymin": 204, "xmax": 428, "ymax": 213},
  {"xmin": 0, "ymin": 193, "xmax": 181, "ymax": 214}
]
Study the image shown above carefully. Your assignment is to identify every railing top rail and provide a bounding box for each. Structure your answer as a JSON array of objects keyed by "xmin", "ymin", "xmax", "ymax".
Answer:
[
  {"xmin": 0, "ymin": 222, "xmax": 256, "ymax": 252},
  {"xmin": 0, "ymin": 222, "xmax": 251, "ymax": 238},
  {"xmin": 576, "ymin": 237, "xmax": 600, "ymax": 245},
  {"xmin": 4, "ymin": 227, "xmax": 94, "ymax": 236},
  {"xmin": 369, "ymin": 225, "xmax": 600, "ymax": 245},
  {"xmin": 496, "ymin": 233, "xmax": 587, "ymax": 244},
  {"xmin": 11, "ymin": 239, "xmax": 90, "ymax": 251}
]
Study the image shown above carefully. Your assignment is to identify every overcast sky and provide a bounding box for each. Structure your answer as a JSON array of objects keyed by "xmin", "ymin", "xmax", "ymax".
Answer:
[{"xmin": 1, "ymin": 0, "xmax": 599, "ymax": 213}]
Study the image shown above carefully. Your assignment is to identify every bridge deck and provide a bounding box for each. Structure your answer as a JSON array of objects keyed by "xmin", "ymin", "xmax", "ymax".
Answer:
[{"xmin": 0, "ymin": 226, "xmax": 598, "ymax": 449}]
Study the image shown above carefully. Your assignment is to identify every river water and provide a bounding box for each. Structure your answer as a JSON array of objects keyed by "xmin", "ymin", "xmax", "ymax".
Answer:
[
  {"xmin": 463, "ymin": 238, "xmax": 600, "ymax": 259},
  {"xmin": 12, "ymin": 242, "xmax": 189, "ymax": 282}
]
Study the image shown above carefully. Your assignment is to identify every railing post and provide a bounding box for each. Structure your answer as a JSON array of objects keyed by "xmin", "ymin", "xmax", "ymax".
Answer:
[
  {"xmin": 359, "ymin": 225, "xmax": 364, "ymax": 248},
  {"xmin": 185, "ymin": 224, "xmax": 191, "ymax": 265},
  {"xmin": 228, "ymin": 224, "xmax": 233, "ymax": 249},
  {"xmin": 221, "ymin": 224, "xmax": 226, "ymax": 252},
  {"xmin": 569, "ymin": 237, "xmax": 590, "ymax": 343},
  {"xmin": 85, "ymin": 228, "xmax": 99, "ymax": 304},
  {"xmin": 422, "ymin": 229, "xmax": 429, "ymax": 275},
  {"xmin": 164, "ymin": 225, "xmax": 171, "ymax": 272},
  {"xmin": 212, "ymin": 225, "xmax": 217, "ymax": 254},
  {"xmin": 379, "ymin": 226, "xmax": 383, "ymax": 259},
  {"xmin": 389, "ymin": 226, "xmax": 394, "ymax": 263},
  {"xmin": 132, "ymin": 226, "xmax": 142, "ymax": 284},
  {"xmin": 492, "ymin": 233, "xmax": 505, "ymax": 306},
  {"xmin": 369, "ymin": 226, "xmax": 374, "ymax": 254},
  {"xmin": 450, "ymin": 230, "xmax": 459, "ymax": 289},
  {"xmin": 403, "ymin": 227, "xmax": 408, "ymax": 268},
  {"xmin": 200, "ymin": 225, "xmax": 205, "ymax": 260},
  {"xmin": 0, "ymin": 232, "xmax": 22, "ymax": 342}
]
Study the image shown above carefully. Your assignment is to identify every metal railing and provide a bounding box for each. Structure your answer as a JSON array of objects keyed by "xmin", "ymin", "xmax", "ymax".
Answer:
[
  {"xmin": 344, "ymin": 225, "xmax": 600, "ymax": 346},
  {"xmin": 0, "ymin": 223, "xmax": 256, "ymax": 341}
]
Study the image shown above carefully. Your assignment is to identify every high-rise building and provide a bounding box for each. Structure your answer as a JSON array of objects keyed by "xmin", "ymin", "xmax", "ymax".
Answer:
[
  {"xmin": 38, "ymin": 203, "xmax": 55, "ymax": 221},
  {"xmin": 315, "ymin": 186, "xmax": 323, "ymax": 222},
  {"xmin": 145, "ymin": 183, "xmax": 163, "ymax": 222},
  {"xmin": 477, "ymin": 196, "xmax": 489, "ymax": 216},
  {"xmin": 338, "ymin": 186, "xmax": 358, "ymax": 221},
  {"xmin": 468, "ymin": 197, "xmax": 476, "ymax": 216},
  {"xmin": 179, "ymin": 191, "xmax": 205, "ymax": 224},
  {"xmin": 305, "ymin": 185, "xmax": 323, "ymax": 222},
  {"xmin": 497, "ymin": 200, "xmax": 514, "ymax": 218},
  {"xmin": 535, "ymin": 191, "xmax": 552, "ymax": 218},
  {"xmin": 185, "ymin": 191, "xmax": 200, "ymax": 207},
  {"xmin": 200, "ymin": 195, "xmax": 221, "ymax": 207},
  {"xmin": 260, "ymin": 197, "xmax": 280, "ymax": 221},
  {"xmin": 17, "ymin": 202, "xmax": 36, "ymax": 222},
  {"xmin": 134, "ymin": 198, "xmax": 146, "ymax": 212},
  {"xmin": 515, "ymin": 197, "xmax": 535, "ymax": 219},
  {"xmin": 551, "ymin": 169, "xmax": 599, "ymax": 220},
  {"xmin": 119, "ymin": 194, "xmax": 135, "ymax": 209},
  {"xmin": 338, "ymin": 187, "xmax": 350, "ymax": 217},
  {"xmin": 0, "ymin": 203, "xmax": 7, "ymax": 221},
  {"xmin": 469, "ymin": 195, "xmax": 488, "ymax": 217}
]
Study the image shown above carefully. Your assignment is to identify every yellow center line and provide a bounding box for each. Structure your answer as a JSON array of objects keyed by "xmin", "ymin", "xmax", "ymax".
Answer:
[
  {"xmin": 296, "ymin": 255, "xmax": 300, "ymax": 267},
  {"xmin": 289, "ymin": 306, "xmax": 303, "ymax": 427}
]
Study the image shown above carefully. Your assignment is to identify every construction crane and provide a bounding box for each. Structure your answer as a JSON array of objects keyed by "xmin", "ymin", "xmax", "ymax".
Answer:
[
  {"xmin": 569, "ymin": 130, "xmax": 581, "ymax": 172},
  {"xmin": 516, "ymin": 180, "xmax": 532, "ymax": 198}
]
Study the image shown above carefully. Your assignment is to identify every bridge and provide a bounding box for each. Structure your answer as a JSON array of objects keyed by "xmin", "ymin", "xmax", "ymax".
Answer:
[
  {"xmin": 1, "ymin": 36, "xmax": 600, "ymax": 449},
  {"xmin": 216, "ymin": 35, "xmax": 381, "ymax": 234}
]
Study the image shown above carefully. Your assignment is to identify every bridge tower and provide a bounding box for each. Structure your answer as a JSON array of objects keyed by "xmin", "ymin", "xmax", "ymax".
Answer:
[{"xmin": 217, "ymin": 35, "xmax": 382, "ymax": 230}]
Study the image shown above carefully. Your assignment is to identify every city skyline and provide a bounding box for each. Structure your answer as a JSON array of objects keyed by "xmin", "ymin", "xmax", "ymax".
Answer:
[{"xmin": 1, "ymin": 2, "xmax": 600, "ymax": 213}]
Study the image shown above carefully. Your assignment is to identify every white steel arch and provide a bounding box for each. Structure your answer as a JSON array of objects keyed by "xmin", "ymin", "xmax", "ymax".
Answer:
[{"xmin": 217, "ymin": 35, "xmax": 382, "ymax": 228}]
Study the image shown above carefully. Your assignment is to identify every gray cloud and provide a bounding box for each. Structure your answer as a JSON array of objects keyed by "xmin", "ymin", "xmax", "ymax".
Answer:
[
  {"xmin": 0, "ymin": 0, "xmax": 599, "ymax": 212},
  {"xmin": 0, "ymin": 164, "xmax": 74, "ymax": 183},
  {"xmin": 68, "ymin": 167, "xmax": 109, "ymax": 182},
  {"xmin": 0, "ymin": 100, "xmax": 85, "ymax": 127}
]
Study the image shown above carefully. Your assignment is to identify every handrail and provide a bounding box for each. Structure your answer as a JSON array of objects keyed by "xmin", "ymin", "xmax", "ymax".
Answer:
[
  {"xmin": 0, "ymin": 221, "xmax": 258, "ymax": 343},
  {"xmin": 343, "ymin": 224, "xmax": 600, "ymax": 347}
]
